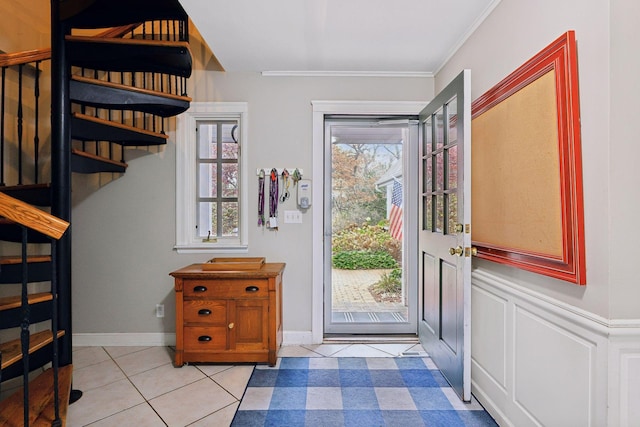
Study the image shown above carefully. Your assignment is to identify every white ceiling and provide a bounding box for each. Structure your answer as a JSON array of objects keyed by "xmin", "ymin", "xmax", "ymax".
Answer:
[{"xmin": 180, "ymin": 0, "xmax": 500, "ymax": 74}]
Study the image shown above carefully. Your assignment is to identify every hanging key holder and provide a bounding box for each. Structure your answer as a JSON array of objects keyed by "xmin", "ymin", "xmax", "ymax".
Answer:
[
  {"xmin": 292, "ymin": 168, "xmax": 302, "ymax": 186},
  {"xmin": 268, "ymin": 168, "xmax": 279, "ymax": 230},
  {"xmin": 280, "ymin": 169, "xmax": 290, "ymax": 203},
  {"xmin": 257, "ymin": 169, "xmax": 265, "ymax": 226}
]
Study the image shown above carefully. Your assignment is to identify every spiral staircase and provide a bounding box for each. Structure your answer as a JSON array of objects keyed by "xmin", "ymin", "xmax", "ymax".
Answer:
[{"xmin": 0, "ymin": 1, "xmax": 192, "ymax": 424}]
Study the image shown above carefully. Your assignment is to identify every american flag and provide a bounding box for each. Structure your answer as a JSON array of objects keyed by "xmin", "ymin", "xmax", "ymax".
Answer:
[{"xmin": 389, "ymin": 180, "xmax": 403, "ymax": 240}]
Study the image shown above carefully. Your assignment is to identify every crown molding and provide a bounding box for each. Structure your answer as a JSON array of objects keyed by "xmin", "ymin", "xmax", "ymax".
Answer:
[{"xmin": 262, "ymin": 70, "xmax": 432, "ymax": 78}]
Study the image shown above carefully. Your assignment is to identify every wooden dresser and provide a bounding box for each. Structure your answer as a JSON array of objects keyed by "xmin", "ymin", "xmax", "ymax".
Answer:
[{"xmin": 170, "ymin": 262, "xmax": 284, "ymax": 367}]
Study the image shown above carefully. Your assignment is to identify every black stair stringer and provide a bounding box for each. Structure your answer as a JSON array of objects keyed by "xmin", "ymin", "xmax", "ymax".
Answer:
[
  {"xmin": 60, "ymin": 0, "xmax": 188, "ymax": 29},
  {"xmin": 0, "ymin": 342, "xmax": 59, "ymax": 383},
  {"xmin": 71, "ymin": 150, "xmax": 128, "ymax": 174},
  {"xmin": 0, "ymin": 301, "xmax": 53, "ymax": 329},
  {"xmin": 70, "ymin": 76, "xmax": 191, "ymax": 117},
  {"xmin": 0, "ymin": 260, "xmax": 52, "ymax": 284},
  {"xmin": 0, "ymin": 221, "xmax": 51, "ymax": 243},
  {"xmin": 66, "ymin": 36, "xmax": 192, "ymax": 78},
  {"xmin": 71, "ymin": 114, "xmax": 168, "ymax": 146},
  {"xmin": 0, "ymin": 184, "xmax": 52, "ymax": 207}
]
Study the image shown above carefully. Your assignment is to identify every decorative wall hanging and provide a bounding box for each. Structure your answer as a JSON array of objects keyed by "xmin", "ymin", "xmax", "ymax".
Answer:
[{"xmin": 471, "ymin": 31, "xmax": 586, "ymax": 285}]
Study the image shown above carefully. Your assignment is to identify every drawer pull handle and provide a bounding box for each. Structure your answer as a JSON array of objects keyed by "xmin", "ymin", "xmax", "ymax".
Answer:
[
  {"xmin": 198, "ymin": 335, "xmax": 212, "ymax": 342},
  {"xmin": 245, "ymin": 286, "xmax": 259, "ymax": 292},
  {"xmin": 228, "ymin": 322, "xmax": 235, "ymax": 329},
  {"xmin": 193, "ymin": 285, "xmax": 207, "ymax": 293},
  {"xmin": 198, "ymin": 309, "xmax": 212, "ymax": 316}
]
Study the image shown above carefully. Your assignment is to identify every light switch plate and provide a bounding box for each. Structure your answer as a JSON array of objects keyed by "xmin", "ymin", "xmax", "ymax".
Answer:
[{"xmin": 284, "ymin": 210, "xmax": 303, "ymax": 223}]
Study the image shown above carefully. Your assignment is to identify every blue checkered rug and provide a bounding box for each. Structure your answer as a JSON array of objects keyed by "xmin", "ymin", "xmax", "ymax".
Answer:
[{"xmin": 232, "ymin": 357, "xmax": 497, "ymax": 426}]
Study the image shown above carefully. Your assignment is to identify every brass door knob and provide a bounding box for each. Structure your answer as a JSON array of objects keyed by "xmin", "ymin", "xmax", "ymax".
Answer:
[
  {"xmin": 228, "ymin": 323, "xmax": 235, "ymax": 329},
  {"xmin": 449, "ymin": 246, "xmax": 463, "ymax": 257},
  {"xmin": 471, "ymin": 247, "xmax": 478, "ymax": 256}
]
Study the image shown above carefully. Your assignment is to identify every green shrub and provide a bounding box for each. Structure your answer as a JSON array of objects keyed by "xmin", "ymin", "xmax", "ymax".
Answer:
[
  {"xmin": 332, "ymin": 250, "xmax": 399, "ymax": 270},
  {"xmin": 332, "ymin": 223, "xmax": 401, "ymax": 262},
  {"xmin": 372, "ymin": 269, "xmax": 402, "ymax": 294}
]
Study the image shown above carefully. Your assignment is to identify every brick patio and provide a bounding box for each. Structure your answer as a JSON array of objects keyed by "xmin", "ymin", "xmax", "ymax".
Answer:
[{"xmin": 331, "ymin": 268, "xmax": 408, "ymax": 320}]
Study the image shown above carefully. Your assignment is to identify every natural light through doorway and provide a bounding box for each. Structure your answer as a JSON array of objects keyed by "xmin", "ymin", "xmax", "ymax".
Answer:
[{"xmin": 325, "ymin": 120, "xmax": 413, "ymax": 334}]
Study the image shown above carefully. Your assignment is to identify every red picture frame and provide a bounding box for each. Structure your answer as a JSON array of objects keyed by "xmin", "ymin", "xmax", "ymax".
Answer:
[{"xmin": 471, "ymin": 31, "xmax": 586, "ymax": 285}]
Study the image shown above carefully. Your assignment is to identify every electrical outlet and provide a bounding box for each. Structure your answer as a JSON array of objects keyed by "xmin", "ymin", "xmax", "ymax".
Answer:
[{"xmin": 156, "ymin": 304, "xmax": 165, "ymax": 318}]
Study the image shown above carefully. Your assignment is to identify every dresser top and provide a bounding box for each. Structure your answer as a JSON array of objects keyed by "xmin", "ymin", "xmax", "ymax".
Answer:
[{"xmin": 170, "ymin": 262, "xmax": 285, "ymax": 279}]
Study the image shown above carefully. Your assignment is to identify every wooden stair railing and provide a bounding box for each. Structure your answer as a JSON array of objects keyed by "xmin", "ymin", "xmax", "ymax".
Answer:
[
  {"xmin": 0, "ymin": 22, "xmax": 189, "ymax": 186},
  {"xmin": 0, "ymin": 3, "xmax": 192, "ymax": 425},
  {"xmin": 0, "ymin": 192, "xmax": 70, "ymax": 426},
  {"xmin": 0, "ymin": 193, "xmax": 68, "ymax": 239}
]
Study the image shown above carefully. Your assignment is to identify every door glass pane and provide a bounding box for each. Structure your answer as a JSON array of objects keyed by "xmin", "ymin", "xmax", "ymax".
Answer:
[
  {"xmin": 424, "ymin": 195, "xmax": 433, "ymax": 231},
  {"xmin": 436, "ymin": 194, "xmax": 444, "ymax": 233},
  {"xmin": 198, "ymin": 164, "xmax": 217, "ymax": 197},
  {"xmin": 447, "ymin": 145, "xmax": 458, "ymax": 190},
  {"xmin": 447, "ymin": 96, "xmax": 458, "ymax": 144},
  {"xmin": 424, "ymin": 117, "xmax": 433, "ymax": 155},
  {"xmin": 447, "ymin": 192, "xmax": 458, "ymax": 235},
  {"xmin": 198, "ymin": 123, "xmax": 217, "ymax": 158},
  {"xmin": 424, "ymin": 157, "xmax": 433, "ymax": 192},
  {"xmin": 435, "ymin": 107, "xmax": 444, "ymax": 149},
  {"xmin": 436, "ymin": 152, "xmax": 444, "ymax": 191}
]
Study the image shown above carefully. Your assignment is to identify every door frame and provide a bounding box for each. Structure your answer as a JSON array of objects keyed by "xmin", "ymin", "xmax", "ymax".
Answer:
[{"xmin": 311, "ymin": 101, "xmax": 427, "ymax": 343}]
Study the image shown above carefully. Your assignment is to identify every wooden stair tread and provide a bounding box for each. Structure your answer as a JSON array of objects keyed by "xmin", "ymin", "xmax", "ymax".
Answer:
[
  {"xmin": 73, "ymin": 112, "xmax": 169, "ymax": 140},
  {"xmin": 0, "ymin": 219, "xmax": 51, "ymax": 244},
  {"xmin": 0, "ymin": 364, "xmax": 72, "ymax": 427},
  {"xmin": 66, "ymin": 34, "xmax": 192, "ymax": 78},
  {"xmin": 60, "ymin": 0, "xmax": 187, "ymax": 29},
  {"xmin": 0, "ymin": 292, "xmax": 53, "ymax": 312},
  {"xmin": 0, "ymin": 330, "xmax": 65, "ymax": 370},
  {"xmin": 0, "ymin": 183, "xmax": 51, "ymax": 193},
  {"xmin": 0, "ymin": 183, "xmax": 52, "ymax": 207},
  {"xmin": 66, "ymin": 34, "xmax": 190, "ymax": 50},
  {"xmin": 71, "ymin": 148, "xmax": 128, "ymax": 168},
  {"xmin": 0, "ymin": 255, "xmax": 52, "ymax": 265},
  {"xmin": 71, "ymin": 75, "xmax": 191, "ymax": 103}
]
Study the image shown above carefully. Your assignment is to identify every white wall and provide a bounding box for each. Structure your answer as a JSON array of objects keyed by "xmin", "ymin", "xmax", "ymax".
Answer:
[
  {"xmin": 438, "ymin": 0, "xmax": 611, "ymax": 317},
  {"xmin": 609, "ymin": 0, "xmax": 640, "ymax": 319},
  {"xmin": 436, "ymin": 0, "xmax": 640, "ymax": 425},
  {"xmin": 70, "ymin": 26, "xmax": 432, "ymax": 343},
  {"xmin": 0, "ymin": 0, "xmax": 50, "ymax": 52}
]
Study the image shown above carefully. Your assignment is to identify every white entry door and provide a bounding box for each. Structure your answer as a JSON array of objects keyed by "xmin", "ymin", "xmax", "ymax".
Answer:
[{"xmin": 418, "ymin": 70, "xmax": 472, "ymax": 401}]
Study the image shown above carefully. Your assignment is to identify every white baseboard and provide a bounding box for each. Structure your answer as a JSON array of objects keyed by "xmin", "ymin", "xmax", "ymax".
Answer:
[
  {"xmin": 73, "ymin": 330, "xmax": 316, "ymax": 347},
  {"xmin": 73, "ymin": 333, "xmax": 176, "ymax": 347},
  {"xmin": 283, "ymin": 331, "xmax": 315, "ymax": 345}
]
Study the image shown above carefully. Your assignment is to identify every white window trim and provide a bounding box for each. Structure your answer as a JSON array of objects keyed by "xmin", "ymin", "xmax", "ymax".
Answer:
[{"xmin": 175, "ymin": 102, "xmax": 249, "ymax": 253}]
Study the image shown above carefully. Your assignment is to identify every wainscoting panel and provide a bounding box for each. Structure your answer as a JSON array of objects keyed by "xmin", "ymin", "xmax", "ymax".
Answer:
[
  {"xmin": 513, "ymin": 305, "xmax": 594, "ymax": 426},
  {"xmin": 608, "ymin": 331, "xmax": 640, "ymax": 427},
  {"xmin": 471, "ymin": 286, "xmax": 507, "ymax": 390},
  {"xmin": 471, "ymin": 270, "xmax": 609, "ymax": 427},
  {"xmin": 620, "ymin": 352, "xmax": 640, "ymax": 426}
]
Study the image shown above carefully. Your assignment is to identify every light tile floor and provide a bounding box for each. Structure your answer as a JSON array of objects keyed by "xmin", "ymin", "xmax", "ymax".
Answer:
[{"xmin": 67, "ymin": 342, "xmax": 480, "ymax": 426}]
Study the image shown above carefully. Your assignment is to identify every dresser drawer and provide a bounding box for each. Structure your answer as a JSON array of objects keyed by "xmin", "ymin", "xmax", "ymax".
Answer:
[
  {"xmin": 183, "ymin": 279, "xmax": 268, "ymax": 298},
  {"xmin": 183, "ymin": 300, "xmax": 227, "ymax": 324},
  {"xmin": 184, "ymin": 326, "xmax": 227, "ymax": 351}
]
